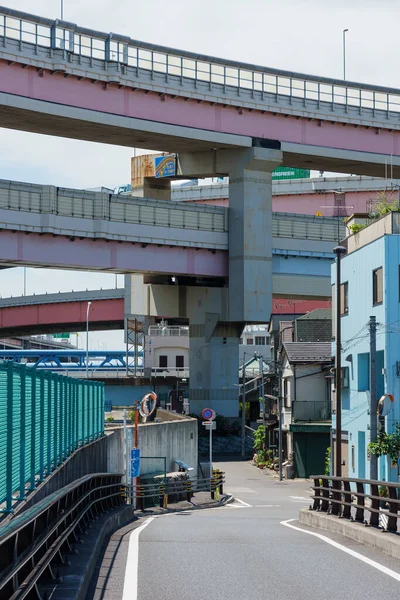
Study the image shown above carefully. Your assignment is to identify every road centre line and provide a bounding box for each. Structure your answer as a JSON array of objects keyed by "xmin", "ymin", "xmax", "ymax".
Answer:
[{"xmin": 280, "ymin": 519, "xmax": 400, "ymax": 583}]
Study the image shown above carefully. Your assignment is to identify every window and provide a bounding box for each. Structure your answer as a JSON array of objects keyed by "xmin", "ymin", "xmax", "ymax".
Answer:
[
  {"xmin": 247, "ymin": 338, "xmax": 253, "ymax": 345},
  {"xmin": 239, "ymin": 338, "xmax": 243, "ymax": 345},
  {"xmin": 340, "ymin": 282, "xmax": 348, "ymax": 315},
  {"xmin": 341, "ymin": 367, "xmax": 349, "ymax": 389},
  {"xmin": 357, "ymin": 353, "xmax": 369, "ymax": 391},
  {"xmin": 159, "ymin": 355, "xmax": 167, "ymax": 368},
  {"xmin": 283, "ymin": 379, "xmax": 290, "ymax": 408},
  {"xmin": 373, "ymin": 267, "xmax": 383, "ymax": 305},
  {"xmin": 176, "ymin": 355, "xmax": 184, "ymax": 368},
  {"xmin": 255, "ymin": 336, "xmax": 266, "ymax": 345}
]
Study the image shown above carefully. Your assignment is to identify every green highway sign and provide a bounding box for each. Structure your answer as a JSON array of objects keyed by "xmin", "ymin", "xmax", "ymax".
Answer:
[{"xmin": 53, "ymin": 333, "xmax": 70, "ymax": 339}]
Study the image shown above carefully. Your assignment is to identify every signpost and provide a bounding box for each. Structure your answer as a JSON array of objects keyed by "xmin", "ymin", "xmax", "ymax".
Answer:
[
  {"xmin": 130, "ymin": 448, "xmax": 141, "ymax": 478},
  {"xmin": 201, "ymin": 408, "xmax": 216, "ymax": 478}
]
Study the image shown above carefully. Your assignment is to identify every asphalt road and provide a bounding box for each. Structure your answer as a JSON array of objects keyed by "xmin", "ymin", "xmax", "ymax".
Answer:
[{"xmin": 91, "ymin": 460, "xmax": 400, "ymax": 599}]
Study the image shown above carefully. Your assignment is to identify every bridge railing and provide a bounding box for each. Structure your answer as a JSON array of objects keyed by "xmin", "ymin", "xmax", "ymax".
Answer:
[
  {"xmin": 0, "ymin": 361, "xmax": 105, "ymax": 514},
  {"xmin": 311, "ymin": 476, "xmax": 400, "ymax": 533},
  {"xmin": 0, "ymin": 473, "xmax": 125, "ymax": 599},
  {"xmin": 1, "ymin": 7, "xmax": 400, "ymax": 122},
  {"xmin": 0, "ymin": 179, "xmax": 228, "ymax": 235}
]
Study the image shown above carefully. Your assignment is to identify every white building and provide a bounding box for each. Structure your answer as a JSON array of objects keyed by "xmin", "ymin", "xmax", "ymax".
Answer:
[{"xmin": 145, "ymin": 321, "xmax": 271, "ymax": 375}]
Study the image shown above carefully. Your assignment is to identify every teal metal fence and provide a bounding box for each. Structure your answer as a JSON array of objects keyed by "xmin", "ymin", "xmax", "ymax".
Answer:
[{"xmin": 0, "ymin": 361, "xmax": 105, "ymax": 514}]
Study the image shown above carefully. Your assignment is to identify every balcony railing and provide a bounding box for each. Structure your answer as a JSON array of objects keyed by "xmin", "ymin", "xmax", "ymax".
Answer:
[
  {"xmin": 148, "ymin": 326, "xmax": 189, "ymax": 337},
  {"xmin": 292, "ymin": 400, "xmax": 331, "ymax": 422}
]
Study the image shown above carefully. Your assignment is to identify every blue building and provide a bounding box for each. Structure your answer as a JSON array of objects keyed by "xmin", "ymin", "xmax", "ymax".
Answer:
[{"xmin": 332, "ymin": 212, "xmax": 400, "ymax": 482}]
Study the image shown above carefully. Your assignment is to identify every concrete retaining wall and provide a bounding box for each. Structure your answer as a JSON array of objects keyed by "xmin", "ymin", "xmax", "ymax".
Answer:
[
  {"xmin": 299, "ymin": 508, "xmax": 400, "ymax": 560},
  {"xmin": 106, "ymin": 416, "xmax": 198, "ymax": 476}
]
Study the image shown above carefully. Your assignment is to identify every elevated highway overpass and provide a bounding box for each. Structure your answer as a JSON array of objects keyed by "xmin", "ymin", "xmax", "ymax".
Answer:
[
  {"xmin": 2, "ymin": 5, "xmax": 384, "ymax": 415},
  {"xmin": 1, "ymin": 6, "xmax": 400, "ymax": 176},
  {"xmin": 0, "ymin": 177, "xmax": 343, "ymax": 299}
]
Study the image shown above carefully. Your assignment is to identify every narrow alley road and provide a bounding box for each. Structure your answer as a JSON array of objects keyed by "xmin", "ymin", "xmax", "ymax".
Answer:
[{"xmin": 90, "ymin": 461, "xmax": 400, "ymax": 599}]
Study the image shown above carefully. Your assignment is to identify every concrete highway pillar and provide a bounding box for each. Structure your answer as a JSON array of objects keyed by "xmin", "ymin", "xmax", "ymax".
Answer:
[
  {"xmin": 143, "ymin": 177, "xmax": 171, "ymax": 200},
  {"xmin": 189, "ymin": 319, "xmax": 242, "ymax": 417},
  {"xmin": 227, "ymin": 147, "xmax": 282, "ymax": 323}
]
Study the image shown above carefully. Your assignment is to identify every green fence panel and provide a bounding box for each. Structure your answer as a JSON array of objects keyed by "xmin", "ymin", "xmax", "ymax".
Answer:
[
  {"xmin": 26, "ymin": 368, "xmax": 36, "ymax": 491},
  {"xmin": 0, "ymin": 362, "xmax": 105, "ymax": 513},
  {"xmin": 11, "ymin": 368, "xmax": 21, "ymax": 501},
  {"xmin": 0, "ymin": 367, "xmax": 8, "ymax": 509},
  {"xmin": 19, "ymin": 364, "xmax": 26, "ymax": 501}
]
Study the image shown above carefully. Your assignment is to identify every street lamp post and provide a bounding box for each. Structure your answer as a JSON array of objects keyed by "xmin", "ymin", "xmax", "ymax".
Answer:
[
  {"xmin": 334, "ymin": 246, "xmax": 347, "ymax": 477},
  {"xmin": 61, "ymin": 0, "xmax": 64, "ymax": 19},
  {"xmin": 343, "ymin": 29, "xmax": 349, "ymax": 80},
  {"xmin": 86, "ymin": 301, "xmax": 92, "ymax": 379}
]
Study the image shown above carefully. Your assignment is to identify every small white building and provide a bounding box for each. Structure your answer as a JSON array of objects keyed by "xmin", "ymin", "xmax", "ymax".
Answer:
[
  {"xmin": 239, "ymin": 325, "xmax": 271, "ymax": 366},
  {"xmin": 145, "ymin": 320, "xmax": 190, "ymax": 377},
  {"xmin": 145, "ymin": 321, "xmax": 271, "ymax": 375},
  {"xmin": 280, "ymin": 342, "xmax": 332, "ymax": 478}
]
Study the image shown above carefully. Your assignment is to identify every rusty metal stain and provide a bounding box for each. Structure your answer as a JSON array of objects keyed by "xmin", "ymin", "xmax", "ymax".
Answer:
[{"xmin": 131, "ymin": 154, "xmax": 164, "ymax": 190}]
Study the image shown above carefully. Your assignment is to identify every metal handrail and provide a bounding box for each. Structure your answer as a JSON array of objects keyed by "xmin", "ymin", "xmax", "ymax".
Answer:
[
  {"xmin": 311, "ymin": 475, "xmax": 400, "ymax": 533},
  {"xmin": 1, "ymin": 6, "xmax": 400, "ymax": 123},
  {"xmin": 0, "ymin": 473, "xmax": 125, "ymax": 599}
]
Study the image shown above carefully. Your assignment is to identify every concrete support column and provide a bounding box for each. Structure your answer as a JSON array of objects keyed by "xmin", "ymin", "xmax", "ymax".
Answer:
[
  {"xmin": 189, "ymin": 320, "xmax": 242, "ymax": 417},
  {"xmin": 228, "ymin": 147, "xmax": 282, "ymax": 322},
  {"xmin": 143, "ymin": 177, "xmax": 171, "ymax": 200}
]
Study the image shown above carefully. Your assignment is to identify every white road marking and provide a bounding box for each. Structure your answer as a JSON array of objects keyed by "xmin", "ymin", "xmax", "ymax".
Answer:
[
  {"xmin": 290, "ymin": 496, "xmax": 309, "ymax": 500},
  {"xmin": 281, "ymin": 519, "xmax": 400, "ymax": 583},
  {"xmin": 255, "ymin": 504, "xmax": 274, "ymax": 508},
  {"xmin": 234, "ymin": 498, "xmax": 253, "ymax": 507},
  {"xmin": 122, "ymin": 517, "xmax": 155, "ymax": 600},
  {"xmin": 291, "ymin": 500, "xmax": 311, "ymax": 503}
]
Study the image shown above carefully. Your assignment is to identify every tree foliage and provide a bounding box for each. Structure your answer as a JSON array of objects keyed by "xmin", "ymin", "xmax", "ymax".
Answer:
[{"xmin": 368, "ymin": 423, "xmax": 400, "ymax": 464}]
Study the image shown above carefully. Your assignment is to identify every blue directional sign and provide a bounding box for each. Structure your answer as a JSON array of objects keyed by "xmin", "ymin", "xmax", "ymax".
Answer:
[{"xmin": 130, "ymin": 448, "xmax": 141, "ymax": 478}]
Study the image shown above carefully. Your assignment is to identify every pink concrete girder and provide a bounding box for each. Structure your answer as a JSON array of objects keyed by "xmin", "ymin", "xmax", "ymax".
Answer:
[
  {"xmin": 0, "ymin": 298, "xmax": 124, "ymax": 336},
  {"xmin": 0, "ymin": 230, "xmax": 228, "ymax": 277},
  {"xmin": 1, "ymin": 60, "xmax": 400, "ymax": 157}
]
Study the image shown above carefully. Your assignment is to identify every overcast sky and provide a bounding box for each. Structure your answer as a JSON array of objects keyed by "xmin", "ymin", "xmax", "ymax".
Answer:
[{"xmin": 1, "ymin": 0, "xmax": 399, "ymax": 348}]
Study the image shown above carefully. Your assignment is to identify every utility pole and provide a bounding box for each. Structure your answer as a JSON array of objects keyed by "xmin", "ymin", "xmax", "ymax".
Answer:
[
  {"xmin": 278, "ymin": 364, "xmax": 283, "ymax": 482},
  {"xmin": 334, "ymin": 246, "xmax": 346, "ymax": 477},
  {"xmin": 369, "ymin": 315, "xmax": 377, "ymax": 480},
  {"xmin": 241, "ymin": 357, "xmax": 246, "ymax": 460}
]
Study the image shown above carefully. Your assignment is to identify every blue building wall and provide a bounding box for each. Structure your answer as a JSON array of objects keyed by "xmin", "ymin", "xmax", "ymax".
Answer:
[{"xmin": 332, "ymin": 235, "xmax": 394, "ymax": 480}]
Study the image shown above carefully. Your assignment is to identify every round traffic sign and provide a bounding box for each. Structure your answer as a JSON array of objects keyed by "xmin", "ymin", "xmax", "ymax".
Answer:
[{"xmin": 202, "ymin": 408, "xmax": 216, "ymax": 421}]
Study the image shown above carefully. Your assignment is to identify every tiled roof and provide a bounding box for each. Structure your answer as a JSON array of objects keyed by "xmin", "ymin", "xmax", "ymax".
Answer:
[
  {"xmin": 283, "ymin": 342, "xmax": 332, "ymax": 364},
  {"xmin": 297, "ymin": 309, "xmax": 331, "ymax": 321}
]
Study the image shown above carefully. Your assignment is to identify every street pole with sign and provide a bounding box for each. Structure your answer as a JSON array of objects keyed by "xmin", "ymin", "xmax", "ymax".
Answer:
[{"xmin": 202, "ymin": 408, "xmax": 216, "ymax": 479}]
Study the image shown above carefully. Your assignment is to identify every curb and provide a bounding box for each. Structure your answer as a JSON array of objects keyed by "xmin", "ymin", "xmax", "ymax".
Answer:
[{"xmin": 299, "ymin": 508, "xmax": 400, "ymax": 560}]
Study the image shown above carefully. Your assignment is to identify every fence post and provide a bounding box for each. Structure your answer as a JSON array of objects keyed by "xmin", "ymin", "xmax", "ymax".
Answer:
[
  {"xmin": 355, "ymin": 481, "xmax": 365, "ymax": 522},
  {"xmin": 39, "ymin": 373, "xmax": 45, "ymax": 481},
  {"xmin": 159, "ymin": 483, "xmax": 165, "ymax": 508},
  {"xmin": 369, "ymin": 482, "xmax": 380, "ymax": 527},
  {"xmin": 186, "ymin": 479, "xmax": 192, "ymax": 502},
  {"xmin": 6, "ymin": 361, "xmax": 14, "ymax": 512},
  {"xmin": 29, "ymin": 369, "xmax": 36, "ymax": 491},
  {"xmin": 19, "ymin": 364, "xmax": 26, "ymax": 500}
]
